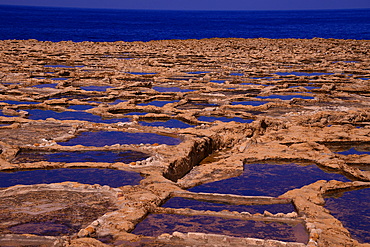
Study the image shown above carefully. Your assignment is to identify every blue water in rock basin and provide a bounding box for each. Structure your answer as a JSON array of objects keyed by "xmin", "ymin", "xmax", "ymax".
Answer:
[
  {"xmin": 249, "ymin": 76, "xmax": 274, "ymax": 80},
  {"xmin": 275, "ymin": 72, "xmax": 334, "ymax": 76},
  {"xmin": 1, "ymin": 100, "xmax": 40, "ymax": 105},
  {"xmin": 138, "ymin": 100, "xmax": 179, "ymax": 107},
  {"xmin": 58, "ymin": 131, "xmax": 181, "ymax": 146},
  {"xmin": 0, "ymin": 167, "xmax": 143, "ymax": 188},
  {"xmin": 31, "ymin": 83, "xmax": 58, "ymax": 88},
  {"xmin": 80, "ymin": 85, "xmax": 113, "ymax": 91},
  {"xmin": 153, "ymin": 86, "xmax": 194, "ymax": 93},
  {"xmin": 67, "ymin": 105, "xmax": 94, "ymax": 110},
  {"xmin": 336, "ymin": 147, "xmax": 370, "ymax": 155},
  {"xmin": 325, "ymin": 188, "xmax": 370, "ymax": 244},
  {"xmin": 139, "ymin": 119, "xmax": 194, "ymax": 129},
  {"xmin": 256, "ymin": 94, "xmax": 314, "ymax": 100},
  {"xmin": 132, "ymin": 214, "xmax": 308, "ymax": 244},
  {"xmin": 163, "ymin": 197, "xmax": 295, "ymax": 214},
  {"xmin": 0, "ymin": 110, "xmax": 18, "ymax": 117},
  {"xmin": 190, "ymin": 163, "xmax": 350, "ymax": 197},
  {"xmin": 51, "ymin": 78, "xmax": 69, "ymax": 81},
  {"xmin": 44, "ymin": 65, "xmax": 76, "ymax": 68},
  {"xmin": 198, "ymin": 116, "xmax": 253, "ymax": 124},
  {"xmin": 13, "ymin": 150, "xmax": 149, "ymax": 164},
  {"xmin": 124, "ymin": 112, "xmax": 148, "ymax": 116},
  {"xmin": 304, "ymin": 86, "xmax": 321, "ymax": 90},
  {"xmin": 231, "ymin": 101, "xmax": 268, "ymax": 106},
  {"xmin": 126, "ymin": 72, "xmax": 157, "ymax": 75},
  {"xmin": 230, "ymin": 73, "xmax": 244, "ymax": 76},
  {"xmin": 187, "ymin": 71, "xmax": 210, "ymax": 74},
  {"xmin": 26, "ymin": 109, "xmax": 130, "ymax": 123},
  {"xmin": 109, "ymin": 99, "xmax": 127, "ymax": 105},
  {"xmin": 210, "ymin": 80, "xmax": 226, "ymax": 83}
]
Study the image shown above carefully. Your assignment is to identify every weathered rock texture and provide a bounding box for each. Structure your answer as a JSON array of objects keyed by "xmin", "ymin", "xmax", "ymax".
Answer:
[{"xmin": 0, "ymin": 38, "xmax": 369, "ymax": 246}]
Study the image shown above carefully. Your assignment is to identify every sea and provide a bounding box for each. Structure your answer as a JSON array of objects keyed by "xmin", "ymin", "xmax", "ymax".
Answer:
[{"xmin": 0, "ymin": 5, "xmax": 369, "ymax": 42}]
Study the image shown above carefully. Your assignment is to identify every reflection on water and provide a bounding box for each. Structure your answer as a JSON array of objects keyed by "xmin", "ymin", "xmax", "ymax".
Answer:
[
  {"xmin": 2, "ymin": 100, "xmax": 40, "ymax": 105},
  {"xmin": 26, "ymin": 109, "xmax": 130, "ymax": 123},
  {"xmin": 132, "ymin": 214, "xmax": 308, "ymax": 243},
  {"xmin": 190, "ymin": 163, "xmax": 349, "ymax": 197},
  {"xmin": 163, "ymin": 197, "xmax": 295, "ymax": 214},
  {"xmin": 138, "ymin": 100, "xmax": 179, "ymax": 107},
  {"xmin": 231, "ymin": 101, "xmax": 268, "ymax": 106},
  {"xmin": 153, "ymin": 86, "xmax": 194, "ymax": 93},
  {"xmin": 67, "ymin": 105, "xmax": 94, "ymax": 110},
  {"xmin": 140, "ymin": 119, "xmax": 194, "ymax": 129},
  {"xmin": 0, "ymin": 168, "xmax": 143, "ymax": 188},
  {"xmin": 80, "ymin": 85, "xmax": 113, "ymax": 91},
  {"xmin": 256, "ymin": 94, "xmax": 314, "ymax": 100},
  {"xmin": 58, "ymin": 131, "xmax": 181, "ymax": 146},
  {"xmin": 9, "ymin": 222, "xmax": 71, "ymax": 236},
  {"xmin": 325, "ymin": 188, "xmax": 370, "ymax": 243},
  {"xmin": 13, "ymin": 150, "xmax": 149, "ymax": 164},
  {"xmin": 32, "ymin": 83, "xmax": 58, "ymax": 88},
  {"xmin": 275, "ymin": 72, "xmax": 334, "ymax": 76},
  {"xmin": 326, "ymin": 143, "xmax": 370, "ymax": 155},
  {"xmin": 126, "ymin": 72, "xmax": 157, "ymax": 75},
  {"xmin": 197, "ymin": 116, "xmax": 253, "ymax": 124}
]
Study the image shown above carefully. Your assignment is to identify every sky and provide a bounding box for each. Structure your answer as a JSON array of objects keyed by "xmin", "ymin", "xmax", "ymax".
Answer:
[{"xmin": 0, "ymin": 0, "xmax": 369, "ymax": 11}]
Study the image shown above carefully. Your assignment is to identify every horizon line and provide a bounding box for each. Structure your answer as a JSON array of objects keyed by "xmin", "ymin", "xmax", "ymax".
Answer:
[{"xmin": 1, "ymin": 4, "xmax": 370, "ymax": 12}]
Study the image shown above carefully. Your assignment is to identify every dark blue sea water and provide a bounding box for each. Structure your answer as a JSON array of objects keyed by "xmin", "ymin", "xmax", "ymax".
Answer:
[{"xmin": 0, "ymin": 5, "xmax": 369, "ymax": 42}]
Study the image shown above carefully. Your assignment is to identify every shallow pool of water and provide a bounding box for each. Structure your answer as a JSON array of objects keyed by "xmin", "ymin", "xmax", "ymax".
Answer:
[
  {"xmin": 13, "ymin": 150, "xmax": 149, "ymax": 164},
  {"xmin": 197, "ymin": 116, "xmax": 253, "ymax": 124},
  {"xmin": 67, "ymin": 105, "xmax": 94, "ymax": 110},
  {"xmin": 0, "ymin": 167, "xmax": 143, "ymax": 188},
  {"xmin": 124, "ymin": 112, "xmax": 148, "ymax": 116},
  {"xmin": 51, "ymin": 78, "xmax": 68, "ymax": 81},
  {"xmin": 230, "ymin": 73, "xmax": 244, "ymax": 76},
  {"xmin": 231, "ymin": 101, "xmax": 268, "ymax": 106},
  {"xmin": 32, "ymin": 83, "xmax": 58, "ymax": 89},
  {"xmin": 335, "ymin": 147, "xmax": 370, "ymax": 155},
  {"xmin": 325, "ymin": 143, "xmax": 370, "ymax": 155},
  {"xmin": 26, "ymin": 109, "xmax": 130, "ymax": 123},
  {"xmin": 109, "ymin": 99, "xmax": 127, "ymax": 105},
  {"xmin": 275, "ymin": 72, "xmax": 334, "ymax": 76},
  {"xmin": 163, "ymin": 197, "xmax": 295, "ymax": 214},
  {"xmin": 325, "ymin": 188, "xmax": 370, "ymax": 243},
  {"xmin": 80, "ymin": 85, "xmax": 113, "ymax": 92},
  {"xmin": 210, "ymin": 80, "xmax": 226, "ymax": 83},
  {"xmin": 139, "ymin": 119, "xmax": 194, "ymax": 129},
  {"xmin": 132, "ymin": 214, "xmax": 307, "ymax": 243},
  {"xmin": 138, "ymin": 100, "xmax": 179, "ymax": 107},
  {"xmin": 256, "ymin": 94, "xmax": 314, "ymax": 100},
  {"xmin": 177, "ymin": 102, "xmax": 219, "ymax": 110},
  {"xmin": 2, "ymin": 100, "xmax": 40, "ymax": 105},
  {"xmin": 44, "ymin": 65, "xmax": 76, "ymax": 68},
  {"xmin": 153, "ymin": 86, "xmax": 194, "ymax": 93},
  {"xmin": 187, "ymin": 71, "xmax": 210, "ymax": 74},
  {"xmin": 58, "ymin": 131, "xmax": 181, "ymax": 146},
  {"xmin": 9, "ymin": 222, "xmax": 70, "ymax": 236},
  {"xmin": 126, "ymin": 72, "xmax": 157, "ymax": 75},
  {"xmin": 189, "ymin": 163, "xmax": 350, "ymax": 197}
]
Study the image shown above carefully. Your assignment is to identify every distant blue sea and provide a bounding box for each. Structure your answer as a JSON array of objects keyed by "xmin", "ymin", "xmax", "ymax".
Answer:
[{"xmin": 0, "ymin": 5, "xmax": 369, "ymax": 42}]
